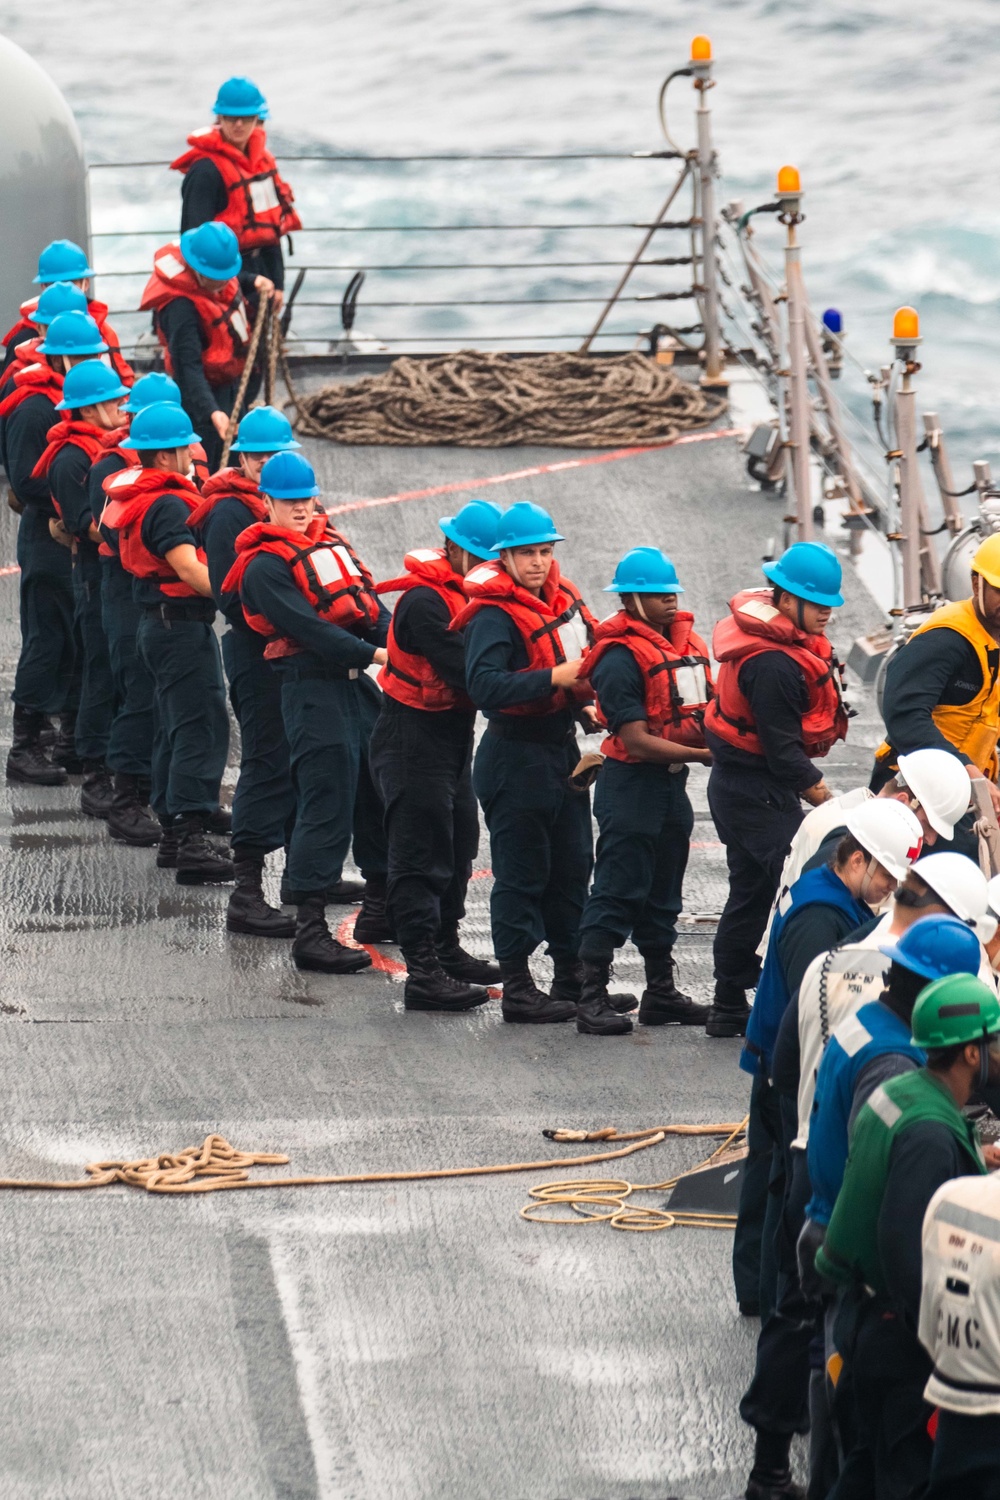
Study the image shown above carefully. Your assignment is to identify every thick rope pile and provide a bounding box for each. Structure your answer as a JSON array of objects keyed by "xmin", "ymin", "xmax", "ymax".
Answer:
[
  {"xmin": 283, "ymin": 349, "xmax": 728, "ymax": 449},
  {"xmin": 0, "ymin": 1123, "xmax": 744, "ymax": 1234}
]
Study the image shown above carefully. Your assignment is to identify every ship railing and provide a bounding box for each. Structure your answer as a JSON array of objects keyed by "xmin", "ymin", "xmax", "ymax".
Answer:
[{"xmin": 85, "ymin": 148, "xmax": 722, "ymax": 363}]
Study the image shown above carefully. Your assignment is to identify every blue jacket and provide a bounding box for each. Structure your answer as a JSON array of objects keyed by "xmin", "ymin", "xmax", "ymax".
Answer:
[
  {"xmin": 806, "ymin": 999, "xmax": 925, "ymax": 1225},
  {"xmin": 741, "ymin": 863, "xmax": 872, "ymax": 1077}
]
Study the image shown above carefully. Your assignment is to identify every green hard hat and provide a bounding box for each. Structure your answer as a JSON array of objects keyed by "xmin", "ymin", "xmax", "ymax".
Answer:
[{"xmin": 911, "ymin": 973, "xmax": 1000, "ymax": 1049}]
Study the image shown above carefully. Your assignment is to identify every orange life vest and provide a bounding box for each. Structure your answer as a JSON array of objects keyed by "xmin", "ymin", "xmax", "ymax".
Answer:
[
  {"xmin": 32, "ymin": 418, "xmax": 128, "ymax": 518},
  {"xmin": 171, "ymin": 127, "xmax": 302, "ymax": 249},
  {"xmin": 584, "ymin": 609, "xmax": 714, "ymax": 761},
  {"xmin": 375, "ymin": 547, "xmax": 472, "ymax": 712},
  {"xmin": 0, "ymin": 357, "xmax": 64, "ymax": 425},
  {"xmin": 100, "ymin": 466, "xmax": 205, "ymax": 599},
  {"xmin": 452, "ymin": 559, "xmax": 597, "ymax": 716},
  {"xmin": 140, "ymin": 243, "xmax": 250, "ymax": 387},
  {"xmin": 187, "ymin": 466, "xmax": 267, "ymax": 529},
  {"xmin": 223, "ymin": 514, "xmax": 381, "ymax": 660},
  {"xmin": 703, "ymin": 588, "xmax": 848, "ymax": 759},
  {"xmin": 2, "ymin": 299, "xmax": 133, "ymax": 385}
]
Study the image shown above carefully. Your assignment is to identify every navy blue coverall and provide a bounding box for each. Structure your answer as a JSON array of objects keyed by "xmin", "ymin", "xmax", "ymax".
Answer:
[
  {"xmin": 368, "ymin": 586, "xmax": 479, "ymax": 948},
  {"xmin": 464, "ymin": 606, "xmax": 593, "ymax": 964},
  {"xmin": 133, "ymin": 495, "xmax": 229, "ymax": 818},
  {"xmin": 577, "ymin": 643, "xmax": 694, "ymax": 964},
  {"xmin": 91, "ymin": 452, "xmax": 156, "ymax": 782},
  {"xmin": 239, "ymin": 553, "xmax": 389, "ymax": 899},
  {"xmin": 49, "ymin": 443, "xmax": 115, "ymax": 762},
  {"xmin": 2, "ymin": 389, "xmax": 78, "ymax": 716},
  {"xmin": 201, "ymin": 492, "xmax": 295, "ymax": 858}
]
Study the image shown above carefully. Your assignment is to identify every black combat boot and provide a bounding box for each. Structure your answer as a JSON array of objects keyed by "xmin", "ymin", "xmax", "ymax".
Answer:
[
  {"xmin": 745, "ymin": 1431, "xmax": 805, "ymax": 1500},
  {"xmin": 227, "ymin": 850, "xmax": 295, "ymax": 937},
  {"xmin": 435, "ymin": 923, "xmax": 502, "ymax": 986},
  {"xmin": 576, "ymin": 959, "xmax": 634, "ymax": 1036},
  {"xmin": 499, "ymin": 959, "xmax": 577, "ymax": 1024},
  {"xmin": 705, "ymin": 984, "xmax": 751, "ymax": 1038},
  {"xmin": 328, "ymin": 877, "xmax": 366, "ymax": 902},
  {"xmin": 174, "ymin": 815, "xmax": 235, "ymax": 885},
  {"xmin": 6, "ymin": 706, "xmax": 68, "ymax": 786},
  {"xmin": 353, "ymin": 874, "xmax": 395, "ymax": 943},
  {"xmin": 38, "ymin": 714, "xmax": 56, "ymax": 747},
  {"xmin": 402, "ymin": 937, "xmax": 490, "ymax": 1011},
  {"xmin": 550, "ymin": 956, "xmax": 637, "ymax": 1014},
  {"xmin": 52, "ymin": 711, "xmax": 83, "ymax": 774},
  {"xmin": 293, "ymin": 893, "xmax": 373, "ymax": 973},
  {"xmin": 638, "ymin": 953, "xmax": 710, "ymax": 1025},
  {"xmin": 80, "ymin": 760, "xmax": 115, "ymax": 819},
  {"xmin": 206, "ymin": 807, "xmax": 232, "ymax": 835},
  {"xmin": 107, "ymin": 774, "xmax": 161, "ymax": 846},
  {"xmin": 156, "ymin": 817, "xmax": 179, "ymax": 868}
]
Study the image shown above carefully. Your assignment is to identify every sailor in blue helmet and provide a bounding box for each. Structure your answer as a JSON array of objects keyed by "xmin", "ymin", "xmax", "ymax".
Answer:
[
  {"xmin": 369, "ymin": 500, "xmax": 504, "ymax": 1011},
  {"xmin": 90, "ymin": 374, "xmax": 185, "ymax": 847},
  {"xmin": 703, "ymin": 541, "xmax": 849, "ymax": 1038},
  {"xmin": 103, "ymin": 402, "xmax": 232, "ymax": 884},
  {"xmin": 171, "ymin": 77, "xmax": 300, "ymax": 302},
  {"xmin": 32, "ymin": 359, "xmax": 130, "ymax": 819},
  {"xmin": 1, "ymin": 311, "xmax": 111, "ymax": 785},
  {"xmin": 188, "ymin": 406, "xmax": 302, "ymax": 938},
  {"xmin": 575, "ymin": 547, "xmax": 715, "ymax": 1036},
  {"xmin": 455, "ymin": 501, "xmax": 600, "ymax": 1023},
  {"xmin": 140, "ymin": 219, "xmax": 271, "ymax": 472},
  {"xmin": 1, "ymin": 240, "xmax": 133, "ymax": 385},
  {"xmin": 225, "ymin": 452, "xmax": 392, "ymax": 975}
]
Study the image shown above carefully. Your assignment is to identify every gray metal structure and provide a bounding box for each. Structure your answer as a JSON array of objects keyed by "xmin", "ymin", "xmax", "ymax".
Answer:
[{"xmin": 0, "ymin": 33, "xmax": 90, "ymax": 333}]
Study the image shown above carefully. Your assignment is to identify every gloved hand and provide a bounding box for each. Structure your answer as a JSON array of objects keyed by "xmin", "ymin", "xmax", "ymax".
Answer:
[
  {"xmin": 569, "ymin": 751, "xmax": 603, "ymax": 791},
  {"xmin": 797, "ymin": 1216, "xmax": 829, "ymax": 1301}
]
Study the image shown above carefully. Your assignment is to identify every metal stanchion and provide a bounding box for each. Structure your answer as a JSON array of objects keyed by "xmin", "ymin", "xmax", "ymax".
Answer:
[
  {"xmin": 690, "ymin": 36, "xmax": 725, "ymax": 387},
  {"xmin": 776, "ymin": 166, "xmax": 812, "ymax": 542},
  {"xmin": 891, "ymin": 307, "xmax": 939, "ymax": 607}
]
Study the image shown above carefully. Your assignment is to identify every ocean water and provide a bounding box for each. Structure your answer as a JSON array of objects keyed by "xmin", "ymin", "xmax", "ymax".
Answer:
[{"xmin": 3, "ymin": 0, "xmax": 999, "ymax": 496}]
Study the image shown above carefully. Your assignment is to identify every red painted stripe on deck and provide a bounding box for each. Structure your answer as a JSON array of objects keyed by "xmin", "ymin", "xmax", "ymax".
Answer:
[{"xmin": 325, "ymin": 426, "xmax": 748, "ymax": 517}]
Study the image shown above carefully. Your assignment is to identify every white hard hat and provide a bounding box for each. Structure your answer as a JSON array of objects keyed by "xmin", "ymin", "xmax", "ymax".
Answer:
[
  {"xmin": 912, "ymin": 852, "xmax": 998, "ymax": 944},
  {"xmin": 989, "ymin": 874, "xmax": 1000, "ymax": 920},
  {"xmin": 844, "ymin": 799, "xmax": 924, "ymax": 881},
  {"xmin": 896, "ymin": 749, "xmax": 973, "ymax": 840}
]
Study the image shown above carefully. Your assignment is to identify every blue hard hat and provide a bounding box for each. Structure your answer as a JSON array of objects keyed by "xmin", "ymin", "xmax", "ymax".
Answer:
[
  {"xmin": 230, "ymin": 405, "xmax": 300, "ymax": 454},
  {"xmin": 880, "ymin": 913, "xmax": 983, "ymax": 984},
  {"xmin": 260, "ymin": 451, "xmax": 320, "ymax": 500},
  {"xmin": 33, "ymin": 238, "xmax": 96, "ymax": 285},
  {"xmin": 37, "ymin": 310, "xmax": 108, "ymax": 357},
  {"xmin": 55, "ymin": 360, "xmax": 129, "ymax": 411},
  {"xmin": 34, "ymin": 282, "xmax": 89, "ymax": 326},
  {"xmin": 762, "ymin": 541, "xmax": 844, "ymax": 607},
  {"xmin": 213, "ymin": 76, "xmax": 269, "ymax": 120},
  {"xmin": 119, "ymin": 401, "xmax": 200, "ymax": 450},
  {"xmin": 604, "ymin": 546, "xmax": 684, "ymax": 595},
  {"xmin": 490, "ymin": 500, "xmax": 564, "ymax": 552},
  {"xmin": 180, "ymin": 221, "xmax": 242, "ymax": 282},
  {"xmin": 440, "ymin": 499, "xmax": 502, "ymax": 561},
  {"xmin": 122, "ymin": 371, "xmax": 181, "ymax": 414}
]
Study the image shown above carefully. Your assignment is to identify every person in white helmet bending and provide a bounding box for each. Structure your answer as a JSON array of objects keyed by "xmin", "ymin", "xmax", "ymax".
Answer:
[
  {"xmin": 733, "ymin": 798, "xmax": 924, "ymax": 1327},
  {"xmin": 758, "ymin": 747, "xmax": 974, "ymax": 960}
]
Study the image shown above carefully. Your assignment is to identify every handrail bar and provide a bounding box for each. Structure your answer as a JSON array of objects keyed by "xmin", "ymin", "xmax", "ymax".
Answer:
[
  {"xmin": 88, "ymin": 150, "xmax": 684, "ymax": 168},
  {"xmin": 92, "ymin": 221, "xmax": 695, "ymax": 239}
]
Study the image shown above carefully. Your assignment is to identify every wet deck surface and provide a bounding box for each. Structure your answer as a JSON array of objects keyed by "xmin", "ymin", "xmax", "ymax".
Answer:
[{"xmin": 0, "ymin": 423, "xmax": 884, "ymax": 1499}]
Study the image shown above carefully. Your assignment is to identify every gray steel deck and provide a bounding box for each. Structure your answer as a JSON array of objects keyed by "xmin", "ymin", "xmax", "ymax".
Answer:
[{"xmin": 0, "ymin": 423, "xmax": 885, "ymax": 1499}]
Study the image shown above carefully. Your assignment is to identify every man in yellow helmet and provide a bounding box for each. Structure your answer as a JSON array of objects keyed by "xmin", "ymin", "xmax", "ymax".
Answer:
[{"xmin": 875, "ymin": 534, "xmax": 1000, "ymax": 827}]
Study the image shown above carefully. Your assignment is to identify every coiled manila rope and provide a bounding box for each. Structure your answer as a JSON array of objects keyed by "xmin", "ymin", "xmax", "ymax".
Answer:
[
  {"xmin": 0, "ymin": 1122, "xmax": 744, "ymax": 1236},
  {"xmin": 282, "ymin": 348, "xmax": 728, "ymax": 449},
  {"xmin": 520, "ymin": 1117, "xmax": 746, "ymax": 1233}
]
